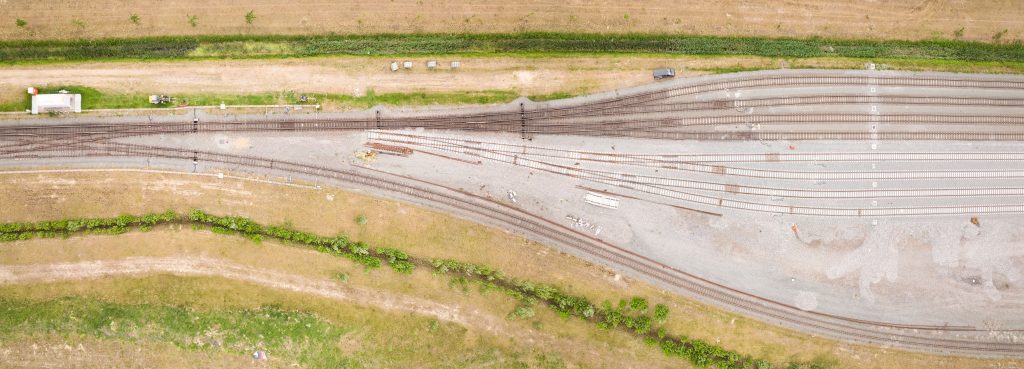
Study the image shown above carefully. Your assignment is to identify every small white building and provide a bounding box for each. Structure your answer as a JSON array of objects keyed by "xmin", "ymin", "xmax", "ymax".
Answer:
[{"xmin": 31, "ymin": 93, "xmax": 81, "ymax": 114}]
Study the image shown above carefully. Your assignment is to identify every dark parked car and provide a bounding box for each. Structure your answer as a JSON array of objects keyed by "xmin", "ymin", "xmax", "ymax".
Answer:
[{"xmin": 653, "ymin": 68, "xmax": 675, "ymax": 79}]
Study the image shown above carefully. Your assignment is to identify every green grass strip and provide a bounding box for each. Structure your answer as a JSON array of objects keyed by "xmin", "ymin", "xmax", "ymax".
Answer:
[
  {"xmin": 0, "ymin": 296, "xmax": 354, "ymax": 367},
  {"xmin": 0, "ymin": 85, "xmax": 521, "ymax": 112},
  {"xmin": 1, "ymin": 33, "xmax": 1022, "ymax": 64}
]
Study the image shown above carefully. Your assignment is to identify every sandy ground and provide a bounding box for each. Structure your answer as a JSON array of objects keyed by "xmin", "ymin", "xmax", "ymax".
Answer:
[
  {"xmin": 0, "ymin": 56, "xmax": 676, "ymax": 97},
  {"xmin": 0, "ymin": 56, "xmax": 860, "ymax": 104},
  {"xmin": 0, "ymin": 0, "xmax": 1020, "ymax": 42}
]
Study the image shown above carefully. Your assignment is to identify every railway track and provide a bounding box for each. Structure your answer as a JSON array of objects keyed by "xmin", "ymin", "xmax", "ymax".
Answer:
[
  {"xmin": 4, "ymin": 141, "xmax": 1023, "ymax": 357},
  {"xmin": 366, "ymin": 131, "xmax": 1024, "ymax": 180},
  {"xmin": 5, "ymin": 111, "xmax": 1024, "ymax": 154},
  {"xmin": 4, "ymin": 70, "xmax": 1024, "ymax": 357},
  {"xmin": 2, "ymin": 72, "xmax": 1024, "ymax": 148},
  {"xmin": 537, "ymin": 95, "xmax": 1024, "ymax": 119},
  {"xmin": 366, "ymin": 131, "xmax": 1024, "ymax": 216}
]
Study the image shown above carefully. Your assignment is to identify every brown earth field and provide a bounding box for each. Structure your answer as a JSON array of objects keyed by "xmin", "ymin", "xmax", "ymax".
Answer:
[
  {"xmin": 0, "ymin": 0, "xmax": 1021, "ymax": 42},
  {"xmin": 0, "ymin": 169, "xmax": 1021, "ymax": 368}
]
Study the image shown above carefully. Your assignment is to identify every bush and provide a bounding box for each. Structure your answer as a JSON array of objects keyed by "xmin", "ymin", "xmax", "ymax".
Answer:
[
  {"xmin": 653, "ymin": 303, "xmax": 669, "ymax": 324},
  {"xmin": 629, "ymin": 297, "xmax": 648, "ymax": 311},
  {"xmin": 377, "ymin": 247, "xmax": 415, "ymax": 273},
  {"xmin": 507, "ymin": 305, "xmax": 535, "ymax": 320}
]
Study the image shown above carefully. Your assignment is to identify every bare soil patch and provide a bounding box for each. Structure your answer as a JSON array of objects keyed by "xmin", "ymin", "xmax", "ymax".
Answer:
[
  {"xmin": 0, "ymin": 56, "xmax": 687, "ymax": 102},
  {"xmin": 0, "ymin": 1, "xmax": 1020, "ymax": 42}
]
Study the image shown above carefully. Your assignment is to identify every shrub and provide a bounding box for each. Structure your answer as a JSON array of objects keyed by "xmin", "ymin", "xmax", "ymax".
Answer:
[
  {"xmin": 507, "ymin": 305, "xmax": 535, "ymax": 320},
  {"xmin": 629, "ymin": 297, "xmax": 648, "ymax": 311},
  {"xmin": 377, "ymin": 247, "xmax": 415, "ymax": 274},
  {"xmin": 653, "ymin": 303, "xmax": 669, "ymax": 324}
]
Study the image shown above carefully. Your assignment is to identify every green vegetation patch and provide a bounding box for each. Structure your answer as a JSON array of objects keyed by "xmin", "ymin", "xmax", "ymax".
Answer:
[
  {"xmin": 0, "ymin": 85, "xmax": 522, "ymax": 112},
  {"xmin": 527, "ymin": 91, "xmax": 580, "ymax": 101},
  {"xmin": 1, "ymin": 33, "xmax": 1023, "ymax": 64},
  {"xmin": 322, "ymin": 89, "xmax": 519, "ymax": 109},
  {"xmin": 0, "ymin": 296, "xmax": 352, "ymax": 367}
]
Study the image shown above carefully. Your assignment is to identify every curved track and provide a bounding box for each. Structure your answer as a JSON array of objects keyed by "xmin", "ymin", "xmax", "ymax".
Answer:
[{"xmin": 6, "ymin": 142, "xmax": 1024, "ymax": 358}]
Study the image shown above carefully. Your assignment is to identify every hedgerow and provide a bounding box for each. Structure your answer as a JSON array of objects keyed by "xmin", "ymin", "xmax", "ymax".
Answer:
[
  {"xmin": 1, "ymin": 32, "xmax": 1022, "ymax": 64},
  {"xmin": 0, "ymin": 210, "xmax": 842, "ymax": 368}
]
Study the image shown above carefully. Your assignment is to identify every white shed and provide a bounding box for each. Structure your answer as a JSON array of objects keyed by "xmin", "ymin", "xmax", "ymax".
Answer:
[{"xmin": 31, "ymin": 93, "xmax": 82, "ymax": 114}]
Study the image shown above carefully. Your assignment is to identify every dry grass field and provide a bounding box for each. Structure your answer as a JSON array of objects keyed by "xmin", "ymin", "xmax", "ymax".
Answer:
[
  {"xmin": 0, "ymin": 0, "xmax": 1020, "ymax": 42},
  {"xmin": 0, "ymin": 169, "xmax": 1021, "ymax": 368}
]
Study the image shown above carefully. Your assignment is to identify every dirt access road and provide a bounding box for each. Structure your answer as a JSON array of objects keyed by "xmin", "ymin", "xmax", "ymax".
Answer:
[
  {"xmin": 0, "ymin": 56, "xmax": 672, "ymax": 99},
  {"xmin": 1, "ymin": 0, "xmax": 1020, "ymax": 42}
]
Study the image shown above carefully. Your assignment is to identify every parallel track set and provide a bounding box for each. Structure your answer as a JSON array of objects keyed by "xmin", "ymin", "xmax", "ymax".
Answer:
[
  {"xmin": 3, "ymin": 71, "xmax": 1024, "ymax": 357},
  {"xmin": 366, "ymin": 131, "xmax": 1024, "ymax": 217}
]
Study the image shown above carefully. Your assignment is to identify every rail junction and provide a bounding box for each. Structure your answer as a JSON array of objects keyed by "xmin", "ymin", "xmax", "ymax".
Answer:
[{"xmin": 3, "ymin": 69, "xmax": 1024, "ymax": 357}]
